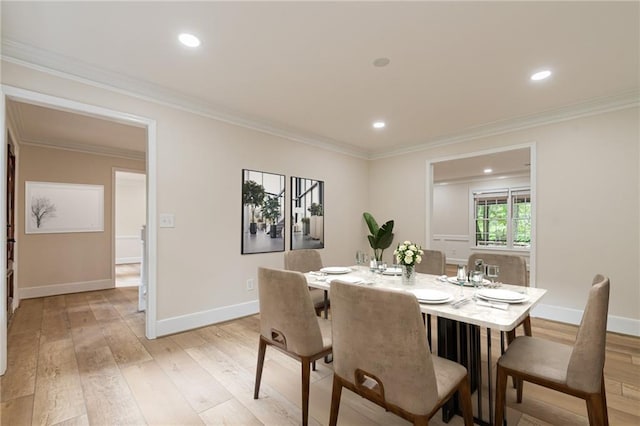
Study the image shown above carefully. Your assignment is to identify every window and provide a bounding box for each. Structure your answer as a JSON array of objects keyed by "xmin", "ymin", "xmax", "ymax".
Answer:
[{"xmin": 473, "ymin": 188, "xmax": 531, "ymax": 249}]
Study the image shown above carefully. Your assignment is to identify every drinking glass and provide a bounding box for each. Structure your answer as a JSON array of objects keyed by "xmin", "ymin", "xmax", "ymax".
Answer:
[
  {"xmin": 471, "ymin": 270, "xmax": 484, "ymax": 300},
  {"xmin": 486, "ymin": 265, "xmax": 499, "ymax": 285},
  {"xmin": 456, "ymin": 264, "xmax": 467, "ymax": 297},
  {"xmin": 376, "ymin": 261, "xmax": 387, "ymax": 276},
  {"xmin": 355, "ymin": 250, "xmax": 365, "ymax": 269}
]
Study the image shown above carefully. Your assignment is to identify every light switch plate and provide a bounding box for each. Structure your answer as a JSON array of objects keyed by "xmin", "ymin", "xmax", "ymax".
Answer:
[{"xmin": 159, "ymin": 213, "xmax": 175, "ymax": 228}]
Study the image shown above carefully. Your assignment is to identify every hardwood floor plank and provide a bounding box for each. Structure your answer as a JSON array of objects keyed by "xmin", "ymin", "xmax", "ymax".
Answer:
[
  {"xmin": 0, "ymin": 394, "xmax": 33, "ymax": 426},
  {"xmin": 75, "ymin": 345, "xmax": 146, "ymax": 425},
  {"xmin": 121, "ymin": 359, "xmax": 205, "ymax": 425},
  {"xmin": 187, "ymin": 344, "xmax": 312, "ymax": 426},
  {"xmin": 32, "ymin": 338, "xmax": 86, "ymax": 425},
  {"xmin": 141, "ymin": 335, "xmax": 233, "ymax": 413},
  {"xmin": 0, "ymin": 331, "xmax": 39, "ymax": 402},
  {"xmin": 100, "ymin": 319, "xmax": 152, "ymax": 368},
  {"xmin": 199, "ymin": 398, "xmax": 263, "ymax": 426}
]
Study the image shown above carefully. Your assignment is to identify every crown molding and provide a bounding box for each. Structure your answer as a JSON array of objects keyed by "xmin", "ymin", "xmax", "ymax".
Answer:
[
  {"xmin": 1, "ymin": 39, "xmax": 370, "ymax": 160},
  {"xmin": 2, "ymin": 39, "xmax": 638, "ymax": 162},
  {"xmin": 372, "ymin": 90, "xmax": 640, "ymax": 160},
  {"xmin": 19, "ymin": 137, "xmax": 145, "ymax": 161}
]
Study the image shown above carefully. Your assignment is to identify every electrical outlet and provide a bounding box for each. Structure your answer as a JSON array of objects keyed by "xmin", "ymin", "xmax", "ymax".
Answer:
[{"xmin": 246, "ymin": 278, "xmax": 254, "ymax": 291}]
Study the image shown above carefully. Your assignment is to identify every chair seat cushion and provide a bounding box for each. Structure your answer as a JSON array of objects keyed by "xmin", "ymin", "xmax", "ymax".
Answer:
[
  {"xmin": 432, "ymin": 356, "xmax": 468, "ymax": 400},
  {"xmin": 317, "ymin": 317, "xmax": 333, "ymax": 351},
  {"xmin": 498, "ymin": 336, "xmax": 572, "ymax": 385}
]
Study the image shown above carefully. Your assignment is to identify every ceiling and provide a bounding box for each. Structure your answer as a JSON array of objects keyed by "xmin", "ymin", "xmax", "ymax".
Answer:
[{"xmin": 2, "ymin": 1, "xmax": 639, "ymax": 159}]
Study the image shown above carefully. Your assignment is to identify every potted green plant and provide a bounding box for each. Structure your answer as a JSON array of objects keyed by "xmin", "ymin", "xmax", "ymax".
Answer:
[
  {"xmin": 242, "ymin": 180, "xmax": 265, "ymax": 234},
  {"xmin": 308, "ymin": 203, "xmax": 323, "ymax": 240},
  {"xmin": 301, "ymin": 217, "xmax": 311, "ymax": 235},
  {"xmin": 262, "ymin": 196, "xmax": 281, "ymax": 239},
  {"xmin": 363, "ymin": 212, "xmax": 395, "ymax": 261}
]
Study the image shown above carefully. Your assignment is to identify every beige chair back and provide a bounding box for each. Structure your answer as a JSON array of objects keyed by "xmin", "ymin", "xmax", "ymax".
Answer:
[
  {"xmin": 567, "ymin": 274, "xmax": 610, "ymax": 393},
  {"xmin": 331, "ymin": 281, "xmax": 438, "ymax": 414},
  {"xmin": 467, "ymin": 253, "xmax": 528, "ymax": 286},
  {"xmin": 257, "ymin": 267, "xmax": 324, "ymax": 356},
  {"xmin": 284, "ymin": 249, "xmax": 323, "ymax": 273},
  {"xmin": 415, "ymin": 249, "xmax": 446, "ymax": 275}
]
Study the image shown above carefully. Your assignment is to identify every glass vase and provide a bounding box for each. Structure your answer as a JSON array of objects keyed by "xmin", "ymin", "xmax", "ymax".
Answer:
[{"xmin": 401, "ymin": 264, "xmax": 416, "ymax": 286}]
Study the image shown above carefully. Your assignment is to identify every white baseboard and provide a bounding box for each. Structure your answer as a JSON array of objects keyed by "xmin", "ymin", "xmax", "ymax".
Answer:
[
  {"xmin": 20, "ymin": 278, "xmax": 114, "ymax": 299},
  {"xmin": 116, "ymin": 257, "xmax": 142, "ymax": 265},
  {"xmin": 156, "ymin": 300, "xmax": 260, "ymax": 337},
  {"xmin": 532, "ymin": 303, "xmax": 639, "ymax": 337}
]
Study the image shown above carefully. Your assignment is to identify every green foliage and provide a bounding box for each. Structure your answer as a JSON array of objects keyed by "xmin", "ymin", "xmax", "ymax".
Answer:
[
  {"xmin": 262, "ymin": 196, "xmax": 281, "ymax": 224},
  {"xmin": 242, "ymin": 180, "xmax": 265, "ymax": 222},
  {"xmin": 308, "ymin": 203, "xmax": 323, "ymax": 216},
  {"xmin": 363, "ymin": 212, "xmax": 395, "ymax": 261}
]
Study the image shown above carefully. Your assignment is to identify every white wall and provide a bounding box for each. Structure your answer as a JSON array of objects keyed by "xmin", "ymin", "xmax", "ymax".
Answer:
[
  {"xmin": 432, "ymin": 176, "xmax": 530, "ymax": 265},
  {"xmin": 369, "ymin": 108, "xmax": 639, "ymax": 335},
  {"xmin": 1, "ymin": 60, "xmax": 370, "ymax": 335},
  {"xmin": 115, "ymin": 171, "xmax": 146, "ymax": 264}
]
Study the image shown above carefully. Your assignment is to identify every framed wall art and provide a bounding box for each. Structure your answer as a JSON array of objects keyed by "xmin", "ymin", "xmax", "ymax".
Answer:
[
  {"xmin": 241, "ymin": 169, "xmax": 285, "ymax": 254},
  {"xmin": 290, "ymin": 176, "xmax": 324, "ymax": 250},
  {"xmin": 25, "ymin": 181, "xmax": 104, "ymax": 234}
]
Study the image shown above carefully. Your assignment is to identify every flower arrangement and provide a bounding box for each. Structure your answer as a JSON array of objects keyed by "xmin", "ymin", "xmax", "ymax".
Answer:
[
  {"xmin": 394, "ymin": 241, "xmax": 424, "ymax": 267},
  {"xmin": 394, "ymin": 241, "xmax": 424, "ymax": 285}
]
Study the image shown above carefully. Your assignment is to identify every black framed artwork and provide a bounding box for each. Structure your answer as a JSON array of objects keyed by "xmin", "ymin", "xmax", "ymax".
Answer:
[
  {"xmin": 241, "ymin": 169, "xmax": 285, "ymax": 254},
  {"xmin": 290, "ymin": 176, "xmax": 324, "ymax": 250}
]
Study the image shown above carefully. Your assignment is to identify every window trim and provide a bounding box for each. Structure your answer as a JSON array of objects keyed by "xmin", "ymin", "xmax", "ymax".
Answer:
[{"xmin": 469, "ymin": 186, "xmax": 531, "ymax": 251}]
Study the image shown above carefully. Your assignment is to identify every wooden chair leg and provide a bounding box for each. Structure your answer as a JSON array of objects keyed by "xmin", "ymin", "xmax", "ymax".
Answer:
[
  {"xmin": 494, "ymin": 365, "xmax": 509, "ymax": 426},
  {"xmin": 329, "ymin": 375, "xmax": 343, "ymax": 426},
  {"xmin": 516, "ymin": 377, "xmax": 524, "ymax": 403},
  {"xmin": 506, "ymin": 329, "xmax": 517, "ymax": 388},
  {"xmin": 458, "ymin": 375, "xmax": 474, "ymax": 426},
  {"xmin": 586, "ymin": 376, "xmax": 609, "ymax": 426},
  {"xmin": 253, "ymin": 338, "xmax": 267, "ymax": 399},
  {"xmin": 302, "ymin": 358, "xmax": 311, "ymax": 426}
]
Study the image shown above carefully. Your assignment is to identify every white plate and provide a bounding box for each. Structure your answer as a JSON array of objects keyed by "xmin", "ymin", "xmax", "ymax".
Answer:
[
  {"xmin": 320, "ymin": 266, "xmax": 352, "ymax": 274},
  {"xmin": 477, "ymin": 289, "xmax": 528, "ymax": 303},
  {"xmin": 328, "ymin": 276, "xmax": 362, "ymax": 284},
  {"xmin": 382, "ymin": 267, "xmax": 402, "ymax": 275},
  {"xmin": 407, "ymin": 289, "xmax": 451, "ymax": 302},
  {"xmin": 419, "ymin": 296, "xmax": 454, "ymax": 304}
]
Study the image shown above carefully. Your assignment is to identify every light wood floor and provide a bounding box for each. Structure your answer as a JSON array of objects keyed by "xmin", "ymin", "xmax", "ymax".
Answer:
[{"xmin": 1, "ymin": 287, "xmax": 639, "ymax": 425}]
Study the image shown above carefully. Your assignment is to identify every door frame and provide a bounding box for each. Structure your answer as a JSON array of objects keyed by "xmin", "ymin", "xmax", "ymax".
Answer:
[{"xmin": 0, "ymin": 85, "xmax": 158, "ymax": 375}]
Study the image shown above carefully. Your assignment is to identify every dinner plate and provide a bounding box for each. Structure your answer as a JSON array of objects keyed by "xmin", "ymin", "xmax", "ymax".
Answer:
[
  {"xmin": 407, "ymin": 289, "xmax": 451, "ymax": 302},
  {"xmin": 328, "ymin": 276, "xmax": 362, "ymax": 284},
  {"xmin": 477, "ymin": 289, "xmax": 528, "ymax": 303},
  {"xmin": 320, "ymin": 266, "xmax": 352, "ymax": 274},
  {"xmin": 382, "ymin": 267, "xmax": 402, "ymax": 275}
]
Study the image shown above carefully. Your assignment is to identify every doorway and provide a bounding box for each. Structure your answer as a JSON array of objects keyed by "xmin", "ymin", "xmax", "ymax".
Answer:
[
  {"xmin": 114, "ymin": 170, "xmax": 146, "ymax": 290},
  {"xmin": 0, "ymin": 85, "xmax": 158, "ymax": 375}
]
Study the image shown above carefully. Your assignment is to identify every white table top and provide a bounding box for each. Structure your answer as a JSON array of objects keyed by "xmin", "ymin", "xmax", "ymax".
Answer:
[{"xmin": 306, "ymin": 266, "xmax": 546, "ymax": 332}]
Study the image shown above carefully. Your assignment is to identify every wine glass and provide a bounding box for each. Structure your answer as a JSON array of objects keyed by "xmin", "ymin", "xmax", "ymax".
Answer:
[
  {"xmin": 456, "ymin": 264, "xmax": 467, "ymax": 297},
  {"xmin": 486, "ymin": 265, "xmax": 499, "ymax": 286},
  {"xmin": 471, "ymin": 270, "xmax": 484, "ymax": 300}
]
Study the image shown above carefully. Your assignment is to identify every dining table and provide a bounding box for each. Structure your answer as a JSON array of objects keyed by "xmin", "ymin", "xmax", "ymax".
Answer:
[{"xmin": 305, "ymin": 265, "xmax": 547, "ymax": 426}]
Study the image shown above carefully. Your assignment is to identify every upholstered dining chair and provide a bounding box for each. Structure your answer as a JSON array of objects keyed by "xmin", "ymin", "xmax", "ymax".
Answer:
[
  {"xmin": 467, "ymin": 253, "xmax": 530, "ymax": 345},
  {"xmin": 495, "ymin": 274, "xmax": 610, "ymax": 426},
  {"xmin": 329, "ymin": 281, "xmax": 474, "ymax": 426},
  {"xmin": 254, "ymin": 267, "xmax": 332, "ymax": 426},
  {"xmin": 414, "ymin": 249, "xmax": 446, "ymax": 349},
  {"xmin": 284, "ymin": 249, "xmax": 328, "ymax": 316},
  {"xmin": 415, "ymin": 249, "xmax": 447, "ymax": 275}
]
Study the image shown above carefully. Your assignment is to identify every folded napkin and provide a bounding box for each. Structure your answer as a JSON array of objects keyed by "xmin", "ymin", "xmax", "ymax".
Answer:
[{"xmin": 476, "ymin": 300, "xmax": 509, "ymax": 310}]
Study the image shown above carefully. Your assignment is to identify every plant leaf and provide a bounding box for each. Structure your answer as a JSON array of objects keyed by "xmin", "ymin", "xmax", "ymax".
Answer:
[{"xmin": 363, "ymin": 212, "xmax": 379, "ymax": 235}]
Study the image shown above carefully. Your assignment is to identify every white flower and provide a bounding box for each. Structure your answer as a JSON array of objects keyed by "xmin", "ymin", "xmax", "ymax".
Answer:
[
  {"xmin": 405, "ymin": 250, "xmax": 414, "ymax": 257},
  {"xmin": 403, "ymin": 240, "xmax": 411, "ymax": 245},
  {"xmin": 409, "ymin": 245, "xmax": 417, "ymax": 251},
  {"xmin": 404, "ymin": 255, "xmax": 413, "ymax": 264},
  {"xmin": 416, "ymin": 255, "xmax": 422, "ymax": 263},
  {"xmin": 398, "ymin": 244, "xmax": 406, "ymax": 251},
  {"xmin": 419, "ymin": 249, "xmax": 424, "ymax": 255}
]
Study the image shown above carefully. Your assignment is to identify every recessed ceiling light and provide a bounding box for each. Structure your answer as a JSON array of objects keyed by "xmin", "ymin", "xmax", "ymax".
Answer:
[
  {"xmin": 178, "ymin": 33, "xmax": 201, "ymax": 48},
  {"xmin": 531, "ymin": 70, "xmax": 552, "ymax": 81},
  {"xmin": 484, "ymin": 168, "xmax": 493, "ymax": 174},
  {"xmin": 373, "ymin": 121, "xmax": 386, "ymax": 129}
]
